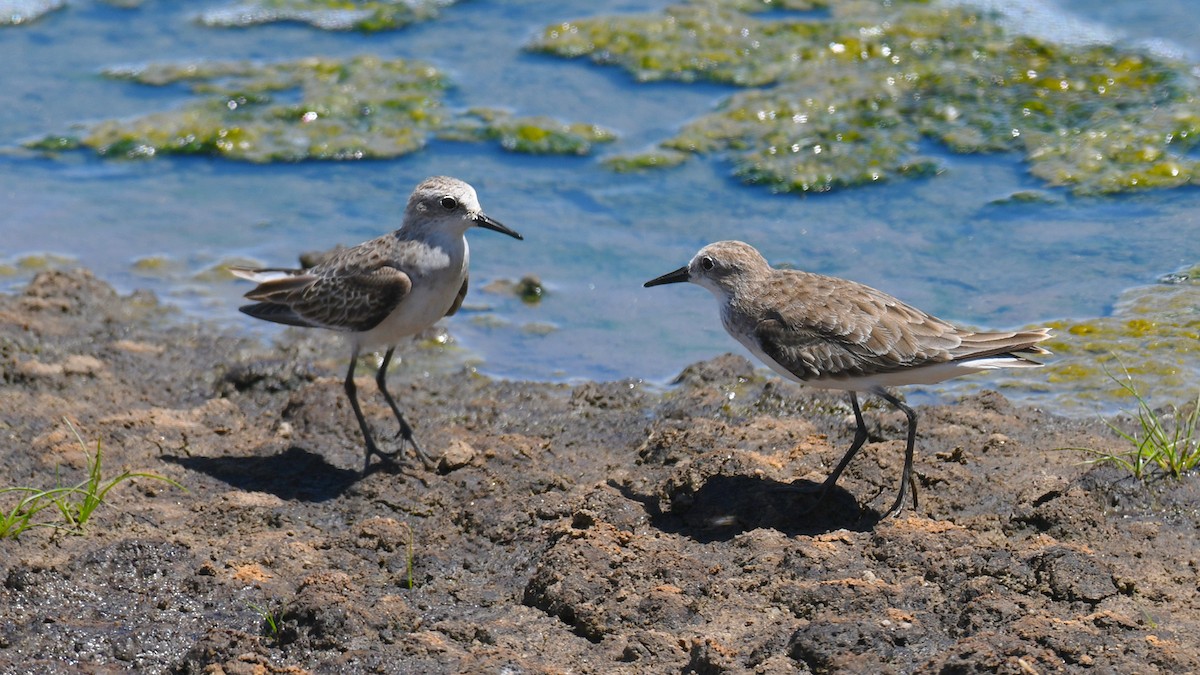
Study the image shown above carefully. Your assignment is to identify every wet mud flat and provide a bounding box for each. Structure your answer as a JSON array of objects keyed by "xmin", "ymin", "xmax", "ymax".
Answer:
[{"xmin": 1, "ymin": 270, "xmax": 1198, "ymax": 673}]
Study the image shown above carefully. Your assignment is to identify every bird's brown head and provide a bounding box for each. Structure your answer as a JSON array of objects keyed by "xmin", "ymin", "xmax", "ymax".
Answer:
[{"xmin": 644, "ymin": 240, "xmax": 770, "ymax": 298}]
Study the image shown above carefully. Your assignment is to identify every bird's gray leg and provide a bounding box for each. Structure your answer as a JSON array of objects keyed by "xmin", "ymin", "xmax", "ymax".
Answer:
[
  {"xmin": 345, "ymin": 345, "xmax": 394, "ymax": 473},
  {"xmin": 376, "ymin": 347, "xmax": 436, "ymax": 470},
  {"xmin": 875, "ymin": 388, "xmax": 919, "ymax": 518},
  {"xmin": 803, "ymin": 391, "xmax": 871, "ymax": 511}
]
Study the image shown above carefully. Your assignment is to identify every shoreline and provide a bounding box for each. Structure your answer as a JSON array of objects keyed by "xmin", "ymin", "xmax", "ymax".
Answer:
[{"xmin": 0, "ymin": 260, "xmax": 1106, "ymax": 417}]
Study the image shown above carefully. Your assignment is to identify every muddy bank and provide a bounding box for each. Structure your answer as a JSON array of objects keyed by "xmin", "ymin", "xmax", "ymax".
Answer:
[{"xmin": 1, "ymin": 269, "xmax": 1198, "ymax": 674}]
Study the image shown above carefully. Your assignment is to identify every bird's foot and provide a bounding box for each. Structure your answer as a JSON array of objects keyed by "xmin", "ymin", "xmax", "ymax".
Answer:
[
  {"xmin": 362, "ymin": 439, "xmax": 399, "ymax": 474},
  {"xmin": 395, "ymin": 429, "xmax": 437, "ymax": 471}
]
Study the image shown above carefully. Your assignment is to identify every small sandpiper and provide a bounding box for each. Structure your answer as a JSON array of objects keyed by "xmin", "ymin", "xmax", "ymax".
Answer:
[
  {"xmin": 232, "ymin": 176, "xmax": 523, "ymax": 472},
  {"xmin": 645, "ymin": 240, "xmax": 1050, "ymax": 518}
]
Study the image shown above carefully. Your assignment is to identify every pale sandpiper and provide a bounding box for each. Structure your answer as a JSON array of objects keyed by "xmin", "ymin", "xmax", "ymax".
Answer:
[
  {"xmin": 645, "ymin": 240, "xmax": 1050, "ymax": 518},
  {"xmin": 232, "ymin": 176, "xmax": 523, "ymax": 472}
]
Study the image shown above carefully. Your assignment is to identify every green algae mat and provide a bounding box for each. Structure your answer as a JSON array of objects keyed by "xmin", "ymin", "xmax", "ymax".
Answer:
[
  {"xmin": 531, "ymin": 0, "xmax": 1199, "ymax": 196},
  {"xmin": 29, "ymin": 56, "xmax": 614, "ymax": 162},
  {"xmin": 1028, "ymin": 264, "xmax": 1200, "ymax": 411}
]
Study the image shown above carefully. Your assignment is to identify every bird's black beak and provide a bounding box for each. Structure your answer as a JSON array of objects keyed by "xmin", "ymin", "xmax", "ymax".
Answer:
[
  {"xmin": 644, "ymin": 265, "xmax": 690, "ymax": 287},
  {"xmin": 474, "ymin": 213, "xmax": 523, "ymax": 240}
]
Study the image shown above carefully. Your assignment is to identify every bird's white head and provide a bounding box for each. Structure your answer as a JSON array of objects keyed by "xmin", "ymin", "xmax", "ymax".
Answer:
[
  {"xmin": 644, "ymin": 240, "xmax": 770, "ymax": 300},
  {"xmin": 402, "ymin": 176, "xmax": 523, "ymax": 241}
]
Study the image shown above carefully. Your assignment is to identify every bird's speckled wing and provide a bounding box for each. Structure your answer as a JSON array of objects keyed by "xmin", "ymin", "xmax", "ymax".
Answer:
[
  {"xmin": 748, "ymin": 270, "xmax": 964, "ymax": 381},
  {"xmin": 241, "ymin": 235, "xmax": 415, "ymax": 333}
]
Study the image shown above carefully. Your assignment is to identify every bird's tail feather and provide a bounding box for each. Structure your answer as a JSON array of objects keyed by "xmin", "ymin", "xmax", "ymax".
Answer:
[
  {"xmin": 238, "ymin": 302, "xmax": 319, "ymax": 328},
  {"xmin": 953, "ymin": 328, "xmax": 1052, "ymax": 366},
  {"xmin": 229, "ymin": 266, "xmax": 304, "ymax": 285}
]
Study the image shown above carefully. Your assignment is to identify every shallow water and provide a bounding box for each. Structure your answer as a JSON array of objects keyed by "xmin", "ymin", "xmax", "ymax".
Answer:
[{"xmin": 2, "ymin": 0, "xmax": 1198, "ymax": 415}]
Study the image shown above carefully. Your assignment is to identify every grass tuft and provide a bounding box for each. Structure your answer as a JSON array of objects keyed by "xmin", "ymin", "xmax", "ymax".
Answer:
[
  {"xmin": 0, "ymin": 419, "xmax": 184, "ymax": 539},
  {"xmin": 399, "ymin": 521, "xmax": 415, "ymax": 590},
  {"xmin": 0, "ymin": 486, "xmax": 75, "ymax": 539},
  {"xmin": 1066, "ymin": 366, "xmax": 1200, "ymax": 480},
  {"xmin": 249, "ymin": 601, "xmax": 283, "ymax": 644}
]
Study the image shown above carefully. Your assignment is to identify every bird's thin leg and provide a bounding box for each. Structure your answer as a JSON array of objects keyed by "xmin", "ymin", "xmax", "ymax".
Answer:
[
  {"xmin": 875, "ymin": 388, "xmax": 919, "ymax": 518},
  {"xmin": 801, "ymin": 391, "xmax": 870, "ymax": 512},
  {"xmin": 376, "ymin": 347, "xmax": 436, "ymax": 470},
  {"xmin": 345, "ymin": 345, "xmax": 395, "ymax": 473}
]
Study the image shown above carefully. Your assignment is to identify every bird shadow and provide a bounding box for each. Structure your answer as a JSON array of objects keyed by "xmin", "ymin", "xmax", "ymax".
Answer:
[
  {"xmin": 613, "ymin": 475, "xmax": 880, "ymax": 541},
  {"xmin": 162, "ymin": 446, "xmax": 392, "ymax": 502}
]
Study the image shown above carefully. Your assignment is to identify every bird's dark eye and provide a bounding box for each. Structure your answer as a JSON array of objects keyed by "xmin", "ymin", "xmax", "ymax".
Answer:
[
  {"xmin": 440, "ymin": 196, "xmax": 458, "ymax": 211},
  {"xmin": 700, "ymin": 256, "xmax": 715, "ymax": 271}
]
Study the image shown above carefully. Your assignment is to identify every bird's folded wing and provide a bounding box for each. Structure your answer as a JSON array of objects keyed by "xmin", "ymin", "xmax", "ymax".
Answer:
[
  {"xmin": 752, "ymin": 283, "xmax": 962, "ymax": 380},
  {"xmin": 445, "ymin": 276, "xmax": 468, "ymax": 317},
  {"xmin": 247, "ymin": 266, "xmax": 413, "ymax": 332}
]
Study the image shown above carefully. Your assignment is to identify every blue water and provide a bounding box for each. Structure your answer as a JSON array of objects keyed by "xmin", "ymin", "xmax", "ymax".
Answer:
[{"xmin": 2, "ymin": 0, "xmax": 1198, "ymax": 412}]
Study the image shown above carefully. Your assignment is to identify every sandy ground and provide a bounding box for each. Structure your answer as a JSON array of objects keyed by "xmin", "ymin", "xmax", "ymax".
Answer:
[{"xmin": 1, "ymin": 269, "xmax": 1198, "ymax": 674}]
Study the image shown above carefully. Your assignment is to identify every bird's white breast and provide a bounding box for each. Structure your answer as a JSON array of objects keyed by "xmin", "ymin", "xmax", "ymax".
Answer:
[{"xmin": 356, "ymin": 238, "xmax": 466, "ymax": 349}]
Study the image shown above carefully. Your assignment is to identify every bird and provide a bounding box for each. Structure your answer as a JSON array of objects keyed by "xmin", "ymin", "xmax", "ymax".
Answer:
[
  {"xmin": 644, "ymin": 240, "xmax": 1050, "ymax": 518},
  {"xmin": 231, "ymin": 176, "xmax": 523, "ymax": 472}
]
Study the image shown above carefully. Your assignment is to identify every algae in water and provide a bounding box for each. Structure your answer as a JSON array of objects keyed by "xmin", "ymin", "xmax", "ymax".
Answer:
[
  {"xmin": 996, "ymin": 265, "xmax": 1200, "ymax": 412},
  {"xmin": 28, "ymin": 56, "xmax": 616, "ymax": 162},
  {"xmin": 442, "ymin": 109, "xmax": 616, "ymax": 156},
  {"xmin": 531, "ymin": 0, "xmax": 1200, "ymax": 195}
]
